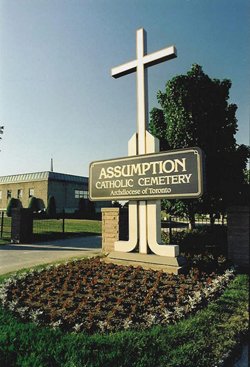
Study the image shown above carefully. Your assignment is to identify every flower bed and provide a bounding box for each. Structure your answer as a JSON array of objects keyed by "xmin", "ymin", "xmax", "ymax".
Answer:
[{"xmin": 0, "ymin": 257, "xmax": 235, "ymax": 334}]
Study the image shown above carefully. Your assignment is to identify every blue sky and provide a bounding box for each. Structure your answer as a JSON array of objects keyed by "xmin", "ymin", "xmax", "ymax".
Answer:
[{"xmin": 0, "ymin": 0, "xmax": 249, "ymax": 177}]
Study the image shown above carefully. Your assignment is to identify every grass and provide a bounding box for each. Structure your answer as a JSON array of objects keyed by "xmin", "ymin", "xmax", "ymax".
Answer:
[
  {"xmin": 0, "ymin": 263, "xmax": 248, "ymax": 367},
  {"xmin": 33, "ymin": 218, "xmax": 102, "ymax": 234},
  {"xmin": 0, "ymin": 218, "xmax": 102, "ymax": 244},
  {"xmin": 0, "ymin": 216, "xmax": 11, "ymax": 245},
  {"xmin": 0, "ymin": 237, "xmax": 10, "ymax": 245}
]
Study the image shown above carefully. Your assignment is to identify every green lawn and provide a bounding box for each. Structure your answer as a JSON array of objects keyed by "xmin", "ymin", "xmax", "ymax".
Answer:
[
  {"xmin": 0, "ymin": 216, "xmax": 11, "ymax": 245},
  {"xmin": 0, "ymin": 238, "xmax": 10, "ymax": 245},
  {"xmin": 65, "ymin": 218, "xmax": 102, "ymax": 234},
  {"xmin": 33, "ymin": 218, "xmax": 101, "ymax": 233},
  {"xmin": 0, "ymin": 218, "xmax": 102, "ymax": 244},
  {"xmin": 33, "ymin": 218, "xmax": 102, "ymax": 241}
]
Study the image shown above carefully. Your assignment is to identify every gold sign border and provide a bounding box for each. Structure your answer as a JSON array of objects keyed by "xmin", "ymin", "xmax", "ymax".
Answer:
[{"xmin": 89, "ymin": 147, "xmax": 204, "ymax": 201}]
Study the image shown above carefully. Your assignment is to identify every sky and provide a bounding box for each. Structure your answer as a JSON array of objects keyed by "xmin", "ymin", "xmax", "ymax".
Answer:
[{"xmin": 0, "ymin": 0, "xmax": 249, "ymax": 177}]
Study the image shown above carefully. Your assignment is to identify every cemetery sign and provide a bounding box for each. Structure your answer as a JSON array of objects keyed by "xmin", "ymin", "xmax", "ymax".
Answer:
[{"xmin": 89, "ymin": 147, "xmax": 204, "ymax": 201}]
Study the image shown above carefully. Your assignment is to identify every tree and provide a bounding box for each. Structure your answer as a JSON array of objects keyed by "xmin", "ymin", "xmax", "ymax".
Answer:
[
  {"xmin": 6, "ymin": 198, "xmax": 22, "ymax": 217},
  {"xmin": 243, "ymin": 169, "xmax": 250, "ymax": 185},
  {"xmin": 149, "ymin": 64, "xmax": 249, "ymax": 226},
  {"xmin": 46, "ymin": 196, "xmax": 57, "ymax": 218}
]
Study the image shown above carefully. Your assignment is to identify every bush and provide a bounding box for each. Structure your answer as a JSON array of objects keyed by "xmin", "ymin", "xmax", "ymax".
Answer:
[
  {"xmin": 28, "ymin": 197, "xmax": 40, "ymax": 212},
  {"xmin": 78, "ymin": 197, "xmax": 85, "ymax": 217},
  {"xmin": 6, "ymin": 198, "xmax": 22, "ymax": 217},
  {"xmin": 162, "ymin": 226, "xmax": 228, "ymax": 256}
]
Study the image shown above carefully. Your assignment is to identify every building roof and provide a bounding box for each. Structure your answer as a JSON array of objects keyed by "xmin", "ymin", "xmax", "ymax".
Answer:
[{"xmin": 0, "ymin": 171, "xmax": 88, "ymax": 185}]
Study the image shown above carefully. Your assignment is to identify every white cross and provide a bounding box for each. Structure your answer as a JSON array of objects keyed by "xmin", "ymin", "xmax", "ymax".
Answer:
[
  {"xmin": 111, "ymin": 28, "xmax": 177, "ymax": 155},
  {"xmin": 111, "ymin": 28, "xmax": 177, "ymax": 255}
]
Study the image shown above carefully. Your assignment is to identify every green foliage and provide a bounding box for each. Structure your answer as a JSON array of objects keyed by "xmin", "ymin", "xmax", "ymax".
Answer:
[
  {"xmin": 46, "ymin": 196, "xmax": 57, "ymax": 218},
  {"xmin": 0, "ymin": 275, "xmax": 248, "ymax": 367},
  {"xmin": 162, "ymin": 226, "xmax": 228, "ymax": 256},
  {"xmin": 150, "ymin": 64, "xmax": 250, "ymax": 222},
  {"xmin": 162, "ymin": 199, "xmax": 198, "ymax": 229},
  {"xmin": 6, "ymin": 198, "xmax": 22, "ymax": 217},
  {"xmin": 28, "ymin": 197, "xmax": 40, "ymax": 213},
  {"xmin": 149, "ymin": 108, "xmax": 169, "ymax": 151},
  {"xmin": 243, "ymin": 169, "xmax": 250, "ymax": 184}
]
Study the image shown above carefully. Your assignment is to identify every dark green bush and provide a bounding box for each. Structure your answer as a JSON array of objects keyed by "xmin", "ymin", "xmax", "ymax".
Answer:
[
  {"xmin": 6, "ymin": 198, "xmax": 22, "ymax": 217},
  {"xmin": 28, "ymin": 196, "xmax": 40, "ymax": 213},
  {"xmin": 77, "ymin": 197, "xmax": 86, "ymax": 218},
  {"xmin": 46, "ymin": 196, "xmax": 57, "ymax": 218},
  {"xmin": 162, "ymin": 226, "xmax": 228, "ymax": 256}
]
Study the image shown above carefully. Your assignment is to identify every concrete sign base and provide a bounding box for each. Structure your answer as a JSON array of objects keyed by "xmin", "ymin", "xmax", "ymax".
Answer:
[{"xmin": 107, "ymin": 251, "xmax": 186, "ymax": 275}]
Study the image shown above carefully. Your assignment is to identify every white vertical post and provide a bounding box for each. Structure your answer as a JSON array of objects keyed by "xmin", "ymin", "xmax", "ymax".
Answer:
[
  {"xmin": 136, "ymin": 28, "xmax": 147, "ymax": 155},
  {"xmin": 136, "ymin": 29, "xmax": 148, "ymax": 254}
]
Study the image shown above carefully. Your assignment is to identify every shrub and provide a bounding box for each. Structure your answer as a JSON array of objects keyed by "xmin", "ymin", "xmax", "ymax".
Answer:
[
  {"xmin": 86, "ymin": 200, "xmax": 96, "ymax": 219},
  {"xmin": 46, "ymin": 196, "xmax": 57, "ymax": 218},
  {"xmin": 28, "ymin": 197, "xmax": 40, "ymax": 213},
  {"xmin": 162, "ymin": 226, "xmax": 228, "ymax": 256},
  {"xmin": 6, "ymin": 198, "xmax": 22, "ymax": 217},
  {"xmin": 76, "ymin": 198, "xmax": 87, "ymax": 219}
]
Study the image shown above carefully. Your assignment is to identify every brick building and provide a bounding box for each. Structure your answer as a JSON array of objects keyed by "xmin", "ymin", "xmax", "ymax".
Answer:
[{"xmin": 0, "ymin": 171, "xmax": 109, "ymax": 214}]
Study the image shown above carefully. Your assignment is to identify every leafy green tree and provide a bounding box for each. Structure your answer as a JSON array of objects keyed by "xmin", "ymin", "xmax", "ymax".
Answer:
[
  {"xmin": 243, "ymin": 169, "xmax": 250, "ymax": 184},
  {"xmin": 150, "ymin": 64, "xmax": 249, "ymax": 226},
  {"xmin": 46, "ymin": 196, "xmax": 57, "ymax": 218}
]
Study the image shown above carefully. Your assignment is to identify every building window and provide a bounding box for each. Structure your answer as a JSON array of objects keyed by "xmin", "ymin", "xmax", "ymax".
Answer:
[
  {"xmin": 75, "ymin": 190, "xmax": 88, "ymax": 199},
  {"xmin": 29, "ymin": 188, "xmax": 34, "ymax": 197},
  {"xmin": 0, "ymin": 191, "xmax": 2, "ymax": 200},
  {"xmin": 7, "ymin": 190, "xmax": 12, "ymax": 199},
  {"xmin": 17, "ymin": 189, "xmax": 23, "ymax": 199}
]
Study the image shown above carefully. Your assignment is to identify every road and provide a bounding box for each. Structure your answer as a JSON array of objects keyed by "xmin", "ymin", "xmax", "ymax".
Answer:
[{"xmin": 0, "ymin": 235, "xmax": 102, "ymax": 275}]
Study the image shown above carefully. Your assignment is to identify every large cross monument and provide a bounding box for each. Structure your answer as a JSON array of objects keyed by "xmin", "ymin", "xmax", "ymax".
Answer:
[
  {"xmin": 90, "ymin": 28, "xmax": 204, "ymax": 270},
  {"xmin": 111, "ymin": 28, "xmax": 179, "ymax": 258}
]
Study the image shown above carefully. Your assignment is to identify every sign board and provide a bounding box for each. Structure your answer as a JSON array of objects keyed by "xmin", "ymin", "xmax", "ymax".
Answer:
[{"xmin": 89, "ymin": 147, "xmax": 204, "ymax": 201}]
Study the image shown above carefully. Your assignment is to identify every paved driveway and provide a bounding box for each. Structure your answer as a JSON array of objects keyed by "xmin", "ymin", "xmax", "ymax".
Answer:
[{"xmin": 0, "ymin": 236, "xmax": 102, "ymax": 275}]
